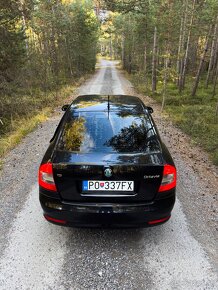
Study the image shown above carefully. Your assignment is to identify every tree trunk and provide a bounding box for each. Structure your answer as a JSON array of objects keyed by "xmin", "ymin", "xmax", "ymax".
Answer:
[
  {"xmin": 191, "ymin": 26, "xmax": 212, "ymax": 97},
  {"xmin": 177, "ymin": 0, "xmax": 187, "ymax": 86},
  {"xmin": 211, "ymin": 38, "xmax": 218, "ymax": 82},
  {"xmin": 128, "ymin": 54, "xmax": 132, "ymax": 74},
  {"xmin": 177, "ymin": 15, "xmax": 184, "ymax": 85},
  {"xmin": 161, "ymin": 39, "xmax": 170, "ymax": 112},
  {"xmin": 179, "ymin": 0, "xmax": 196, "ymax": 92},
  {"xmin": 110, "ymin": 35, "xmax": 113, "ymax": 59},
  {"xmin": 65, "ymin": 37, "xmax": 73, "ymax": 76},
  {"xmin": 19, "ymin": 0, "xmax": 29, "ymax": 52},
  {"xmin": 206, "ymin": 16, "xmax": 218, "ymax": 88},
  {"xmin": 152, "ymin": 26, "xmax": 157, "ymax": 93},
  {"xmin": 161, "ymin": 56, "xmax": 169, "ymax": 112},
  {"xmin": 121, "ymin": 34, "xmax": 125, "ymax": 68},
  {"xmin": 215, "ymin": 55, "xmax": 218, "ymax": 116},
  {"xmin": 143, "ymin": 39, "xmax": 148, "ymax": 88},
  {"xmin": 213, "ymin": 59, "xmax": 218, "ymax": 98}
]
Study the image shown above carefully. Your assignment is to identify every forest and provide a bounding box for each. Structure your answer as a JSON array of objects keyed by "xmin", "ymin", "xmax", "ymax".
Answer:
[
  {"xmin": 0, "ymin": 0, "xmax": 99, "ymax": 158},
  {"xmin": 99, "ymin": 0, "xmax": 218, "ymax": 164},
  {"xmin": 0, "ymin": 0, "xmax": 218, "ymax": 164}
]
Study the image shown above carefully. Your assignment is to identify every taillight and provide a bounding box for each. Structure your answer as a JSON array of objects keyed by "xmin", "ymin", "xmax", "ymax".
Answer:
[
  {"xmin": 38, "ymin": 162, "xmax": 57, "ymax": 192},
  {"xmin": 148, "ymin": 216, "xmax": 171, "ymax": 225},
  {"xmin": 44, "ymin": 214, "xmax": 66, "ymax": 224},
  {"xmin": 158, "ymin": 164, "xmax": 176, "ymax": 192}
]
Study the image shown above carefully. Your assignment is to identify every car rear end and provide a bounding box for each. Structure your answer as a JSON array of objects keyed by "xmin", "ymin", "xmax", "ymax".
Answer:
[{"xmin": 38, "ymin": 95, "xmax": 176, "ymax": 227}]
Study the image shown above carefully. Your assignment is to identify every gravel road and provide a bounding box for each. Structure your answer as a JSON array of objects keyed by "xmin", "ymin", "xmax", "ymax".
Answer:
[{"xmin": 0, "ymin": 59, "xmax": 217, "ymax": 290}]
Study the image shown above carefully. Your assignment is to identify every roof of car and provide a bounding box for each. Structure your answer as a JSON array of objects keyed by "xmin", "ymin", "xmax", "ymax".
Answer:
[{"xmin": 70, "ymin": 95, "xmax": 145, "ymax": 113}]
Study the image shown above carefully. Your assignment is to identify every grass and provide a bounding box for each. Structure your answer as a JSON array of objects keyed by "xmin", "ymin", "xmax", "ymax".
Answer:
[
  {"xmin": 0, "ymin": 108, "xmax": 50, "ymax": 157},
  {"xmin": 0, "ymin": 76, "xmax": 88, "ymax": 161},
  {"xmin": 129, "ymin": 72, "xmax": 218, "ymax": 166}
]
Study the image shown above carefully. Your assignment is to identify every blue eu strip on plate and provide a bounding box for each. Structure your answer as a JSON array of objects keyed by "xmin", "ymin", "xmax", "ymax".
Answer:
[{"xmin": 83, "ymin": 181, "xmax": 88, "ymax": 191}]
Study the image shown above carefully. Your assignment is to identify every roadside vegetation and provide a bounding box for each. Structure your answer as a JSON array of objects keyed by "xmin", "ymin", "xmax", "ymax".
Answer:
[
  {"xmin": 0, "ymin": 0, "xmax": 99, "ymax": 158},
  {"xmin": 97, "ymin": 0, "xmax": 218, "ymax": 165},
  {"xmin": 131, "ymin": 74, "xmax": 218, "ymax": 165},
  {"xmin": 0, "ymin": 80, "xmax": 88, "ymax": 159}
]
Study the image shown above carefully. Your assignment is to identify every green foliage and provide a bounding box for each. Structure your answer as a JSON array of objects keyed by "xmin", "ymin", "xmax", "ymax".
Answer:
[
  {"xmin": 67, "ymin": 0, "xmax": 100, "ymax": 74},
  {"xmin": 130, "ymin": 72, "xmax": 218, "ymax": 165},
  {"xmin": 0, "ymin": 0, "xmax": 27, "ymax": 83},
  {"xmin": 0, "ymin": 0, "xmax": 99, "ymax": 91},
  {"xmin": 102, "ymin": 0, "xmax": 218, "ymax": 88},
  {"xmin": 63, "ymin": 117, "xmax": 86, "ymax": 151},
  {"xmin": 0, "ymin": 81, "xmax": 77, "ymax": 137},
  {"xmin": 103, "ymin": 0, "xmax": 150, "ymax": 14},
  {"xmin": 28, "ymin": 0, "xmax": 99, "ymax": 87},
  {"xmin": 101, "ymin": 0, "xmax": 218, "ymax": 165},
  {"xmin": 0, "ymin": 0, "xmax": 100, "ymax": 145},
  {"xmin": 0, "ymin": 78, "xmax": 87, "ymax": 159},
  {"xmin": 168, "ymin": 104, "xmax": 218, "ymax": 165}
]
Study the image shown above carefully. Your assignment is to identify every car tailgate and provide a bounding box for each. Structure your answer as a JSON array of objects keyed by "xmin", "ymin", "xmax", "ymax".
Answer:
[{"xmin": 52, "ymin": 151, "xmax": 164, "ymax": 202}]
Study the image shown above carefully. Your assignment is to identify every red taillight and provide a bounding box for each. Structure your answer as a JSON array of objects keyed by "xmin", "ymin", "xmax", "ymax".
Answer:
[
  {"xmin": 158, "ymin": 164, "xmax": 176, "ymax": 192},
  {"xmin": 38, "ymin": 162, "xmax": 57, "ymax": 192},
  {"xmin": 44, "ymin": 214, "xmax": 66, "ymax": 224},
  {"xmin": 148, "ymin": 216, "xmax": 171, "ymax": 225}
]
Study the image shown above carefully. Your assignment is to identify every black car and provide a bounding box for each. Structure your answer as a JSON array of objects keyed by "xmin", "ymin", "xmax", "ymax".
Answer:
[{"xmin": 38, "ymin": 95, "xmax": 176, "ymax": 227}]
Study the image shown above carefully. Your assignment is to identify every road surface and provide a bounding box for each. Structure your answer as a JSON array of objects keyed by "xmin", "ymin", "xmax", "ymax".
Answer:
[{"xmin": 0, "ymin": 59, "xmax": 217, "ymax": 290}]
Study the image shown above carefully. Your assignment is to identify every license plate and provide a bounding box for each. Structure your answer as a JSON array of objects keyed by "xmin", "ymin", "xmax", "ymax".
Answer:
[{"xmin": 82, "ymin": 180, "xmax": 134, "ymax": 191}]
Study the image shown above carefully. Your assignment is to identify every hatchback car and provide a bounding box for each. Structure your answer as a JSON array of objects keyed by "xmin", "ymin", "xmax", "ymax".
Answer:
[{"xmin": 38, "ymin": 95, "xmax": 176, "ymax": 227}]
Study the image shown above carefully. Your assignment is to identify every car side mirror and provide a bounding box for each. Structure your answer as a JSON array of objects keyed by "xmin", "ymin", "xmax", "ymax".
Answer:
[
  {"xmin": 146, "ymin": 107, "xmax": 153, "ymax": 114},
  {"xmin": 62, "ymin": 104, "xmax": 69, "ymax": 111}
]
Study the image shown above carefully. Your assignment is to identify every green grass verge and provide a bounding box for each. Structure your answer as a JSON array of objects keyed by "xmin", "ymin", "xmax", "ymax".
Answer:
[
  {"xmin": 129, "ymin": 72, "xmax": 218, "ymax": 166},
  {"xmin": 0, "ymin": 76, "xmax": 88, "ymax": 160},
  {"xmin": 0, "ymin": 108, "xmax": 51, "ymax": 158}
]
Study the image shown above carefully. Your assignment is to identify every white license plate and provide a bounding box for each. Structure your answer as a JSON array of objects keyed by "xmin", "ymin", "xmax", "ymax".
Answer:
[{"xmin": 82, "ymin": 180, "xmax": 134, "ymax": 191}]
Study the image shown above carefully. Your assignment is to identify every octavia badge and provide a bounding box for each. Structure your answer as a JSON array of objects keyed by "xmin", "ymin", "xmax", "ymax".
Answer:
[{"xmin": 104, "ymin": 168, "xmax": 112, "ymax": 178}]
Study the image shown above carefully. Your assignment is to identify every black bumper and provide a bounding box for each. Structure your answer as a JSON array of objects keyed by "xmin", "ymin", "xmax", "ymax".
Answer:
[{"xmin": 39, "ymin": 192, "xmax": 175, "ymax": 228}]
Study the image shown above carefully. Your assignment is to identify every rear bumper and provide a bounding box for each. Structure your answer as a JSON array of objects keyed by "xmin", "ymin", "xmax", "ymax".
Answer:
[{"xmin": 39, "ymin": 192, "xmax": 175, "ymax": 228}]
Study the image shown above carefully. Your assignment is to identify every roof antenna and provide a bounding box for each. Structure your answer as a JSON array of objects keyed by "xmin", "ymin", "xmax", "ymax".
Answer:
[
  {"xmin": 107, "ymin": 95, "xmax": 110, "ymax": 110},
  {"xmin": 107, "ymin": 95, "xmax": 110, "ymax": 119}
]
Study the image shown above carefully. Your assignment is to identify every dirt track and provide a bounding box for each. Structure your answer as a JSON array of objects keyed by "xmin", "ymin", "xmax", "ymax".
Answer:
[{"xmin": 0, "ymin": 59, "xmax": 217, "ymax": 290}]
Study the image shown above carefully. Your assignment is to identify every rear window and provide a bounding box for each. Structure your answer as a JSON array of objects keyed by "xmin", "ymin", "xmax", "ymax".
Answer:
[{"xmin": 57, "ymin": 111, "xmax": 160, "ymax": 153}]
